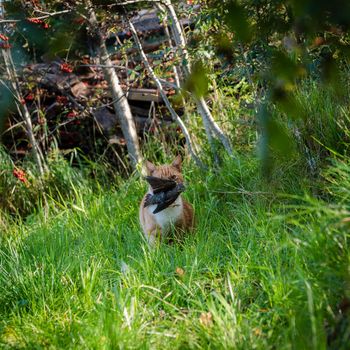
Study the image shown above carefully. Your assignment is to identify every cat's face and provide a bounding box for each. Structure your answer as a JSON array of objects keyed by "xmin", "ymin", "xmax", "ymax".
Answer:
[{"xmin": 145, "ymin": 155, "xmax": 184, "ymax": 184}]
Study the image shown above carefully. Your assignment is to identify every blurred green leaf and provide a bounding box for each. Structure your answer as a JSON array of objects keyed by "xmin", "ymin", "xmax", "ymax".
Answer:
[
  {"xmin": 213, "ymin": 33, "xmax": 235, "ymax": 60},
  {"xmin": 224, "ymin": 1, "xmax": 252, "ymax": 43},
  {"xmin": 258, "ymin": 103, "xmax": 296, "ymax": 177},
  {"xmin": 0, "ymin": 86, "xmax": 15, "ymax": 134},
  {"xmin": 271, "ymin": 51, "xmax": 306, "ymax": 83},
  {"xmin": 271, "ymin": 86, "xmax": 307, "ymax": 120},
  {"xmin": 184, "ymin": 60, "xmax": 209, "ymax": 98}
]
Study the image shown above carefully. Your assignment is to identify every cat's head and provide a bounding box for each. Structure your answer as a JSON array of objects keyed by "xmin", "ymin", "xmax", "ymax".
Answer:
[{"xmin": 145, "ymin": 155, "xmax": 184, "ymax": 184}]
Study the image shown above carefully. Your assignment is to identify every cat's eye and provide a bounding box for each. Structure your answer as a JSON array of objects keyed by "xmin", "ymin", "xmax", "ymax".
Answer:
[{"xmin": 170, "ymin": 175, "xmax": 177, "ymax": 181}]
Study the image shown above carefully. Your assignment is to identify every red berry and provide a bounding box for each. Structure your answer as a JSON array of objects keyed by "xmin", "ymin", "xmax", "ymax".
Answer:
[
  {"xmin": 0, "ymin": 34, "xmax": 9, "ymax": 41},
  {"xmin": 67, "ymin": 111, "xmax": 78, "ymax": 118},
  {"xmin": 56, "ymin": 95, "xmax": 68, "ymax": 104},
  {"xmin": 25, "ymin": 93, "xmax": 35, "ymax": 101},
  {"xmin": 27, "ymin": 18, "xmax": 44, "ymax": 24},
  {"xmin": 60, "ymin": 63, "xmax": 73, "ymax": 73},
  {"xmin": 13, "ymin": 168, "xmax": 28, "ymax": 184}
]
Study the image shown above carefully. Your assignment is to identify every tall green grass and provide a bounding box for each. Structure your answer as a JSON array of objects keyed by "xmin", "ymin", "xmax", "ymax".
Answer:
[
  {"xmin": 1, "ymin": 153, "xmax": 349, "ymax": 349},
  {"xmin": 1, "ymin": 62, "xmax": 350, "ymax": 349}
]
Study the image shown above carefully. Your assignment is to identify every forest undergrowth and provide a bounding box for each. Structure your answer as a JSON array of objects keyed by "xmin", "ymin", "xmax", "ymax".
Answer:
[
  {"xmin": 1, "ymin": 0, "xmax": 350, "ymax": 348},
  {"xmin": 1, "ymin": 131, "xmax": 350, "ymax": 349},
  {"xmin": 1, "ymin": 63, "xmax": 350, "ymax": 349}
]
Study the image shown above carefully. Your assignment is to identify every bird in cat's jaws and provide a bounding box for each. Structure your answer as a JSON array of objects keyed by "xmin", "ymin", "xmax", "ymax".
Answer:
[{"xmin": 143, "ymin": 176, "xmax": 186, "ymax": 214}]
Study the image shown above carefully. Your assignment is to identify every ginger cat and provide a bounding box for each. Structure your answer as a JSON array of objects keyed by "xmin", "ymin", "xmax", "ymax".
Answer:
[{"xmin": 139, "ymin": 155, "xmax": 194, "ymax": 245}]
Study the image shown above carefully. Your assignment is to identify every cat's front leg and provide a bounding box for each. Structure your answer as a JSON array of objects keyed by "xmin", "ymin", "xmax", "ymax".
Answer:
[{"xmin": 145, "ymin": 227, "xmax": 161, "ymax": 246}]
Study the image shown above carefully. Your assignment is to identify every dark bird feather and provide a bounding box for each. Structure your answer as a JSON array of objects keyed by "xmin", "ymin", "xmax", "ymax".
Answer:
[
  {"xmin": 144, "ymin": 176, "xmax": 177, "ymax": 193},
  {"xmin": 144, "ymin": 176, "xmax": 185, "ymax": 214}
]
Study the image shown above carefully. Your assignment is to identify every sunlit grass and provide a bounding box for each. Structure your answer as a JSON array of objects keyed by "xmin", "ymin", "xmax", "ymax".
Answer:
[{"xmin": 1, "ymin": 154, "xmax": 349, "ymax": 349}]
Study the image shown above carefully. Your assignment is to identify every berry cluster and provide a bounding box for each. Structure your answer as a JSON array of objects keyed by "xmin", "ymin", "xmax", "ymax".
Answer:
[
  {"xmin": 56, "ymin": 95, "xmax": 68, "ymax": 104},
  {"xmin": 25, "ymin": 93, "xmax": 35, "ymax": 101},
  {"xmin": 67, "ymin": 110, "xmax": 78, "ymax": 118},
  {"xmin": 27, "ymin": 18, "xmax": 50, "ymax": 29},
  {"xmin": 60, "ymin": 63, "xmax": 73, "ymax": 73},
  {"xmin": 0, "ymin": 33, "xmax": 9, "ymax": 41},
  {"xmin": 13, "ymin": 168, "xmax": 28, "ymax": 184},
  {"xmin": 0, "ymin": 42, "xmax": 11, "ymax": 49},
  {"xmin": 0, "ymin": 33, "xmax": 11, "ymax": 49}
]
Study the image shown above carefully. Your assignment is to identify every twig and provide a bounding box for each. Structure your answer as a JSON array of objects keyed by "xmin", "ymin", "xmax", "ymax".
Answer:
[
  {"xmin": 0, "ymin": 119, "xmax": 25, "ymax": 135},
  {"xmin": 210, "ymin": 190, "xmax": 271, "ymax": 196},
  {"xmin": 115, "ymin": 0, "xmax": 163, "ymax": 5},
  {"xmin": 32, "ymin": 9, "xmax": 71, "ymax": 19},
  {"xmin": 95, "ymin": 91, "xmax": 129, "ymax": 109},
  {"xmin": 0, "ymin": 9, "xmax": 71, "ymax": 24},
  {"xmin": 0, "ymin": 19, "xmax": 20, "ymax": 24},
  {"xmin": 156, "ymin": 3, "xmax": 182, "ymax": 89}
]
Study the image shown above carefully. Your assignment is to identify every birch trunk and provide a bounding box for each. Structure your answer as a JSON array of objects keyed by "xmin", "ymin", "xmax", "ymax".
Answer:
[
  {"xmin": 128, "ymin": 19, "xmax": 205, "ymax": 169},
  {"xmin": 87, "ymin": 2, "xmax": 142, "ymax": 171},
  {"xmin": 156, "ymin": 3, "xmax": 182, "ymax": 89},
  {"xmin": 164, "ymin": 0, "xmax": 233, "ymax": 157}
]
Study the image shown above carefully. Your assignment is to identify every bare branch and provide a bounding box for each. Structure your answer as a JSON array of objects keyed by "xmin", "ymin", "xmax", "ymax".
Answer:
[
  {"xmin": 156, "ymin": 2, "xmax": 182, "ymax": 89},
  {"xmin": 0, "ymin": 9, "xmax": 71, "ymax": 24},
  {"xmin": 115, "ymin": 0, "xmax": 163, "ymax": 5},
  {"xmin": 32, "ymin": 9, "xmax": 71, "ymax": 17},
  {"xmin": 0, "ymin": 19, "xmax": 20, "ymax": 24},
  {"xmin": 31, "ymin": 9, "xmax": 72, "ymax": 20}
]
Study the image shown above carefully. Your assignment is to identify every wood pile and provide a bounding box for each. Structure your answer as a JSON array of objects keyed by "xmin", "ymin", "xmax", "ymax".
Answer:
[{"xmin": 3, "ymin": 8, "xmax": 194, "ymax": 158}]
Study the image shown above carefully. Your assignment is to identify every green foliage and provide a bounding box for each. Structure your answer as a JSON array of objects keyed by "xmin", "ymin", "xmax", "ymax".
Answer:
[
  {"xmin": 0, "ymin": 154, "xmax": 349, "ymax": 348},
  {"xmin": 184, "ymin": 60, "xmax": 209, "ymax": 98},
  {"xmin": 0, "ymin": 87, "xmax": 15, "ymax": 134},
  {"xmin": 0, "ymin": 2, "xmax": 349, "ymax": 347},
  {"xmin": 196, "ymin": 0, "xmax": 350, "ymax": 173},
  {"xmin": 224, "ymin": 1, "xmax": 252, "ymax": 43},
  {"xmin": 0, "ymin": 147, "xmax": 117, "ymax": 217}
]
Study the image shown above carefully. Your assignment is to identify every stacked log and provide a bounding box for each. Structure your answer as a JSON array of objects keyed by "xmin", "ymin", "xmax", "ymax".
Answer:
[{"xmin": 2, "ymin": 8, "xmax": 189, "ymax": 158}]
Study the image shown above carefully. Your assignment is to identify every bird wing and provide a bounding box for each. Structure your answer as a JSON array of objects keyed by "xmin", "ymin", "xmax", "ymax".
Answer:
[
  {"xmin": 144, "ymin": 194, "xmax": 153, "ymax": 207},
  {"xmin": 152, "ymin": 196, "xmax": 178, "ymax": 214},
  {"xmin": 144, "ymin": 176, "xmax": 176, "ymax": 194},
  {"xmin": 152, "ymin": 185, "xmax": 185, "ymax": 214},
  {"xmin": 144, "ymin": 192, "xmax": 165, "ymax": 207}
]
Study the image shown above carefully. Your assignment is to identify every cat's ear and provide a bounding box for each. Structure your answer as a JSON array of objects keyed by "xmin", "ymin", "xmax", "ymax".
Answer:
[
  {"xmin": 171, "ymin": 155, "xmax": 182, "ymax": 172},
  {"xmin": 145, "ymin": 160, "xmax": 156, "ymax": 175}
]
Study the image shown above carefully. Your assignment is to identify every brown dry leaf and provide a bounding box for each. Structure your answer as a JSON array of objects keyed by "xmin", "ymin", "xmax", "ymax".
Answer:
[
  {"xmin": 341, "ymin": 217, "xmax": 350, "ymax": 223},
  {"xmin": 253, "ymin": 328, "xmax": 262, "ymax": 336},
  {"xmin": 175, "ymin": 267, "xmax": 185, "ymax": 277},
  {"xmin": 259, "ymin": 308, "xmax": 269, "ymax": 312},
  {"xmin": 199, "ymin": 312, "xmax": 213, "ymax": 327},
  {"xmin": 71, "ymin": 81, "xmax": 89, "ymax": 99}
]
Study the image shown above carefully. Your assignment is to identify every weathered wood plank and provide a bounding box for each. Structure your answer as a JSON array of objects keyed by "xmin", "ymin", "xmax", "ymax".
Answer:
[{"xmin": 126, "ymin": 88, "xmax": 161, "ymax": 102}]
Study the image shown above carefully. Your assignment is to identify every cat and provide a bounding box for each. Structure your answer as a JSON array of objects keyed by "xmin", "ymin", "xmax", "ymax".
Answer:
[{"xmin": 139, "ymin": 155, "xmax": 194, "ymax": 245}]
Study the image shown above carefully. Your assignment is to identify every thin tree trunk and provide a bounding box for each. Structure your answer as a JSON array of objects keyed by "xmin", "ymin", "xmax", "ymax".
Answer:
[
  {"xmin": 196, "ymin": 97, "xmax": 233, "ymax": 155},
  {"xmin": 164, "ymin": 0, "xmax": 233, "ymax": 157},
  {"xmin": 86, "ymin": 1, "xmax": 142, "ymax": 171},
  {"xmin": 156, "ymin": 3, "xmax": 182, "ymax": 89},
  {"xmin": 0, "ymin": 1, "xmax": 45, "ymax": 175},
  {"xmin": 128, "ymin": 19, "xmax": 205, "ymax": 169}
]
